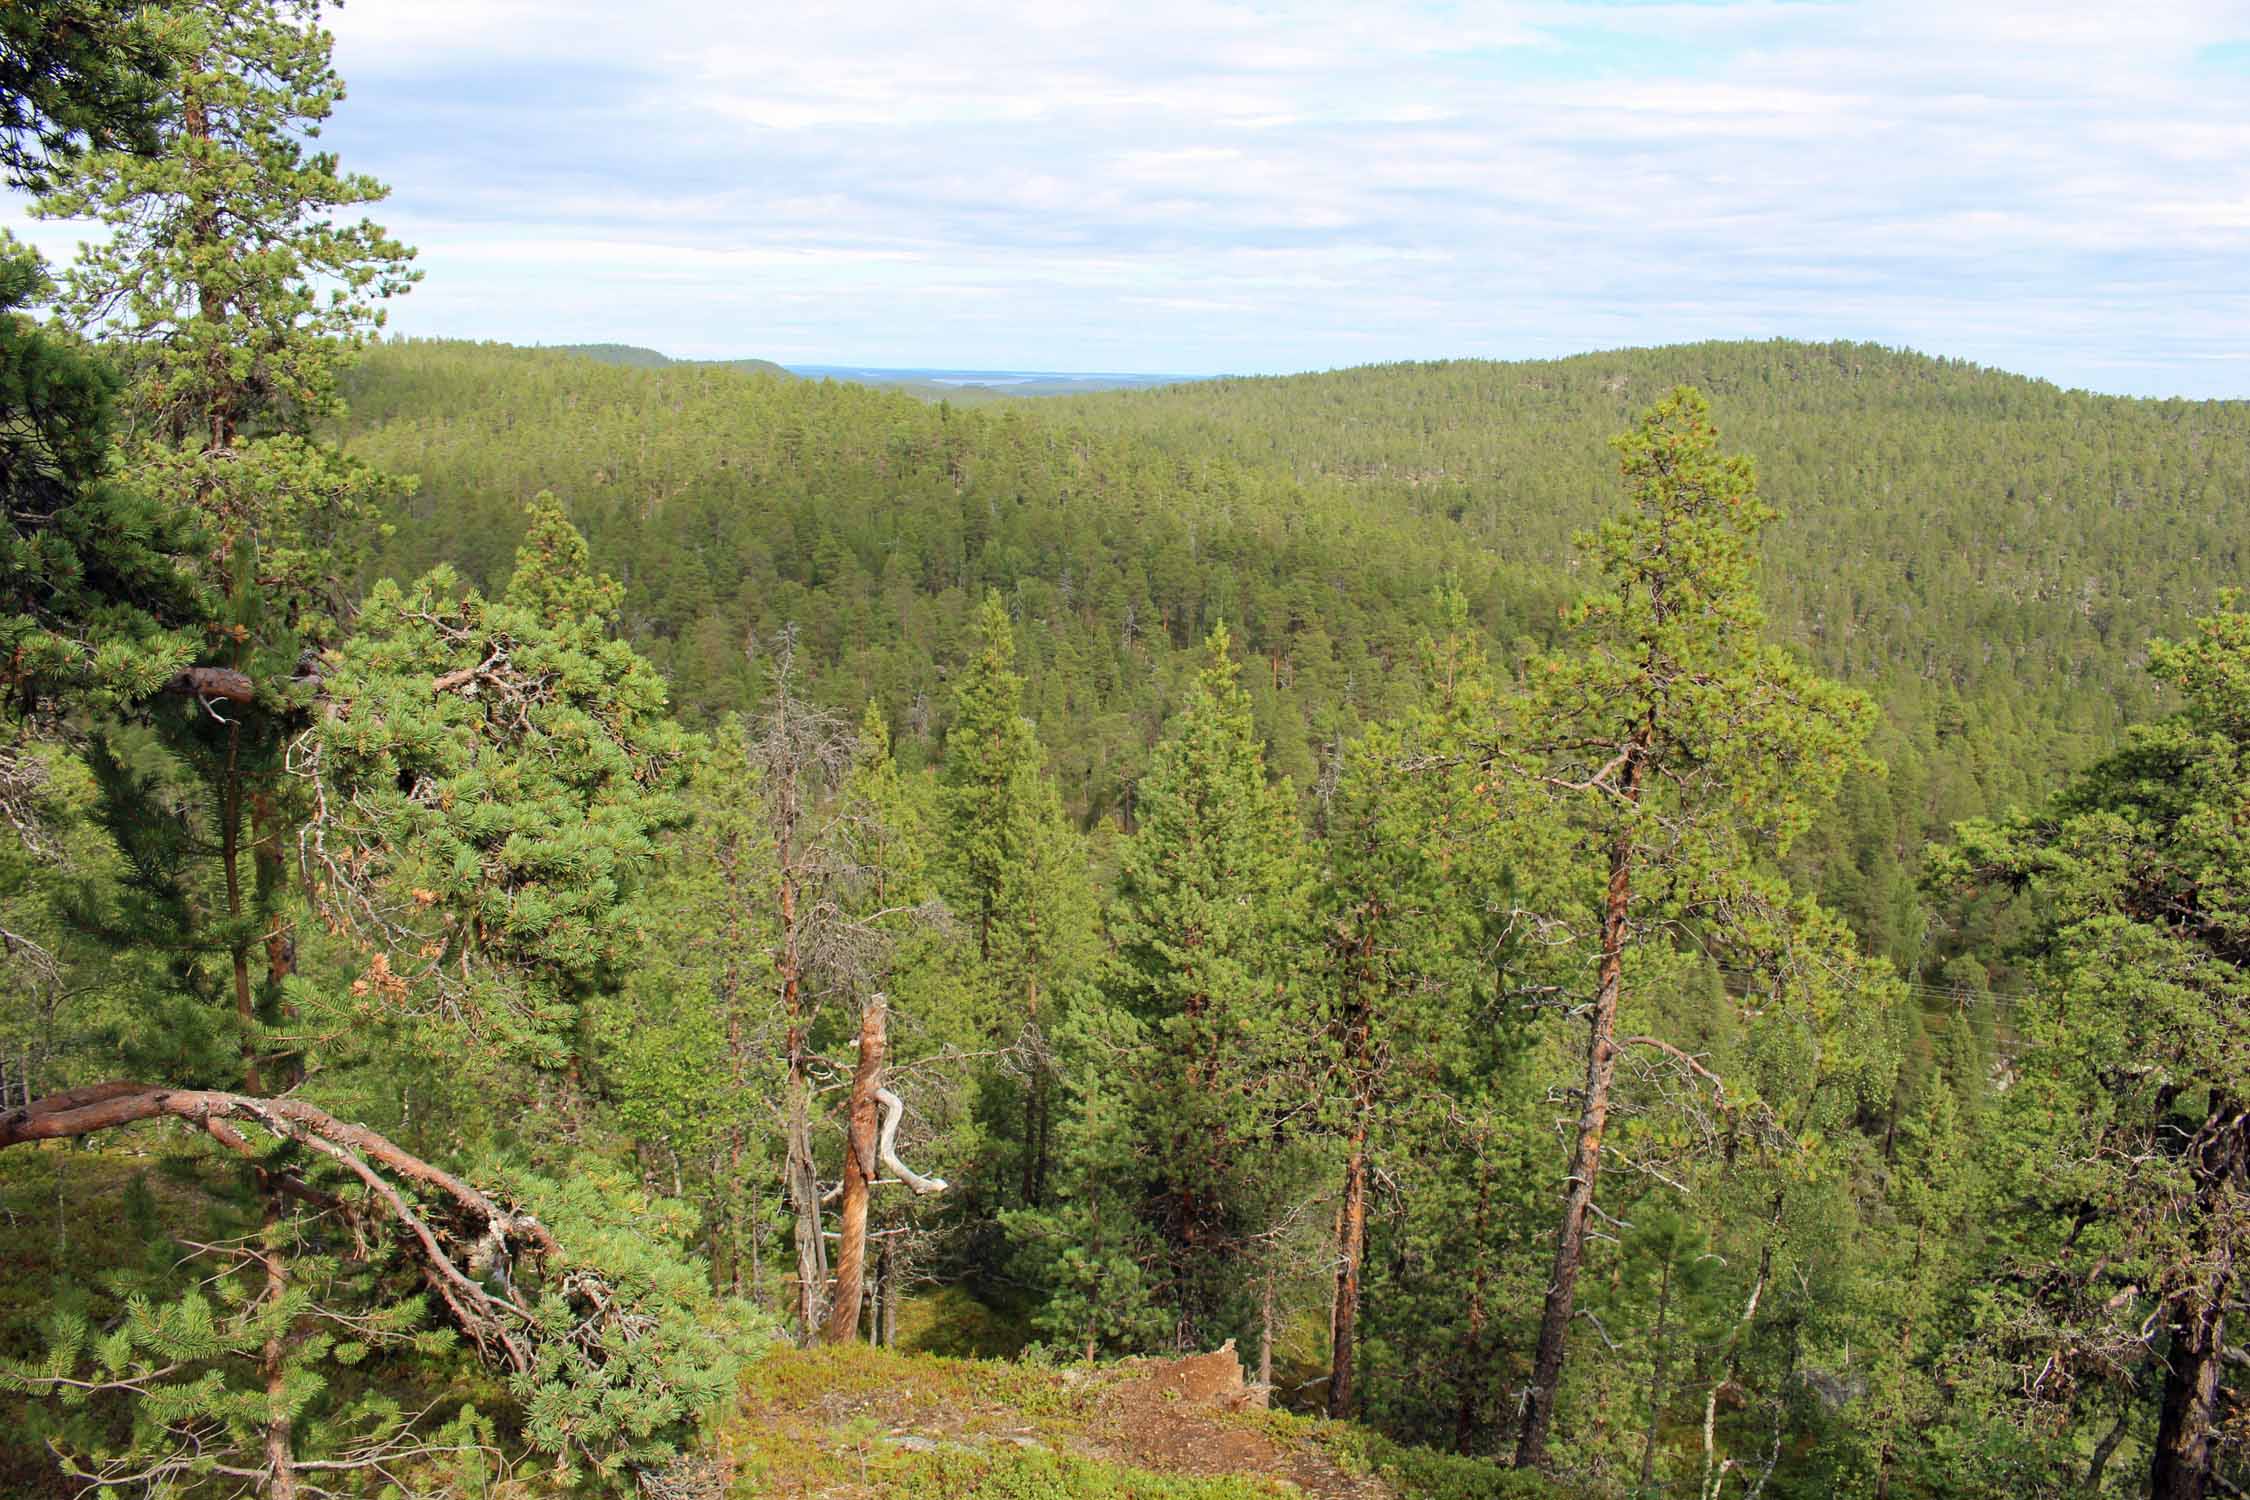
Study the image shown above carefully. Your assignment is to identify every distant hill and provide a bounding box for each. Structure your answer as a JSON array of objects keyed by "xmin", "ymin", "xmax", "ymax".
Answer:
[
  {"xmin": 546, "ymin": 342, "xmax": 795, "ymax": 379},
  {"xmin": 789, "ymin": 365, "xmax": 1197, "ymax": 399}
]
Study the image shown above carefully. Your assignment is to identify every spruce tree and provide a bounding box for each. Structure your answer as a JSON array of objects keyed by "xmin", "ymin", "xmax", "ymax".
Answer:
[
  {"xmin": 1099, "ymin": 624, "xmax": 1311, "ymax": 1347},
  {"xmin": 1311, "ymin": 600, "xmax": 1516, "ymax": 1420},
  {"xmin": 940, "ymin": 590, "xmax": 1095, "ymax": 1209}
]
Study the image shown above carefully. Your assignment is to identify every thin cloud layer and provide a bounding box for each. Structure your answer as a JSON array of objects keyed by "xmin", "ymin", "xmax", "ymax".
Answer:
[{"xmin": 14, "ymin": 0, "xmax": 2250, "ymax": 394}]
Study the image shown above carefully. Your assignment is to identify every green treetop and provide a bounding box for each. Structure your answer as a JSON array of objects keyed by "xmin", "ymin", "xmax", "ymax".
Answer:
[
  {"xmin": 307, "ymin": 494, "xmax": 691, "ymax": 1065},
  {"xmin": 35, "ymin": 0, "xmax": 416, "ymax": 447},
  {"xmin": 0, "ymin": 0, "xmax": 176, "ymax": 191}
]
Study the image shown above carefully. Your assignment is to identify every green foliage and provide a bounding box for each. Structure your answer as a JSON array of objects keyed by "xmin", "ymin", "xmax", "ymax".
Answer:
[
  {"xmin": 1044, "ymin": 627, "xmax": 1314, "ymax": 1347},
  {"xmin": 1929, "ymin": 603, "xmax": 2250, "ymax": 1491},
  {"xmin": 34, "ymin": 0, "xmax": 417, "ymax": 441},
  {"xmin": 309, "ymin": 495, "xmax": 691, "ymax": 1062},
  {"xmin": 496, "ymin": 1164, "xmax": 759, "ymax": 1487},
  {"xmin": 0, "ymin": 234, "xmax": 201, "ymax": 710},
  {"xmin": 0, "ymin": 0, "xmax": 175, "ymax": 190},
  {"xmin": 940, "ymin": 590, "xmax": 1099, "ymax": 1214},
  {"xmin": 3, "ymin": 1194, "xmax": 477, "ymax": 1499}
]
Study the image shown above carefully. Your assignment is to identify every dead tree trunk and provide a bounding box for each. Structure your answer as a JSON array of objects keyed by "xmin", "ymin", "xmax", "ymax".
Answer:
[
  {"xmin": 784, "ymin": 1067, "xmax": 824, "ymax": 1341},
  {"xmin": 1259, "ymin": 1272, "xmax": 1276, "ymax": 1393},
  {"xmin": 1517, "ymin": 736, "xmax": 1644, "ymax": 1470},
  {"xmin": 824, "ymin": 995, "xmax": 888, "ymax": 1344},
  {"xmin": 879, "ymin": 1242, "xmax": 898, "ymax": 1347}
]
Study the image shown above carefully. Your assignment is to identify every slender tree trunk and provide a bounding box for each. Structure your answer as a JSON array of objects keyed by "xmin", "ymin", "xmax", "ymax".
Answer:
[
  {"xmin": 1455, "ymin": 1147, "xmax": 1493, "ymax": 1454},
  {"xmin": 881, "ymin": 1243, "xmax": 898, "ymax": 1347},
  {"xmin": 1517, "ymin": 741, "xmax": 1644, "ymax": 1469},
  {"xmin": 2085, "ymin": 1406, "xmax": 2129, "ymax": 1493},
  {"xmin": 221, "ymin": 722, "xmax": 262, "ymax": 1097},
  {"xmin": 824, "ymin": 996, "xmax": 887, "ymax": 1343},
  {"xmin": 1639, "ymin": 1253, "xmax": 1674, "ymax": 1494},
  {"xmin": 2150, "ymin": 1108, "xmax": 2245, "ymax": 1500},
  {"xmin": 1873, "ymin": 1222, "xmax": 1925, "ymax": 1500},
  {"xmin": 783, "ymin": 1041, "xmax": 824, "ymax": 1340},
  {"xmin": 251, "ymin": 792, "xmax": 298, "ymax": 1092},
  {"xmin": 260, "ymin": 1216, "xmax": 298, "ymax": 1500},
  {"xmin": 1022, "ymin": 959, "xmax": 1046, "ymax": 1209},
  {"xmin": 720, "ymin": 836, "xmax": 748, "ymax": 1296},
  {"xmin": 776, "ymin": 790, "xmax": 828, "ymax": 1340},
  {"xmin": 1328, "ymin": 1110, "xmax": 1369, "ymax": 1420}
]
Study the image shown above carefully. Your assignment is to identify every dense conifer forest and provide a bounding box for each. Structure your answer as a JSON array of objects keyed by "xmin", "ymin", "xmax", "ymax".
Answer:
[{"xmin": 3, "ymin": 4, "xmax": 2248, "ymax": 1499}]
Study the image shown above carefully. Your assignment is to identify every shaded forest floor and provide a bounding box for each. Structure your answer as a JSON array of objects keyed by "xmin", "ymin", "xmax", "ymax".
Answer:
[{"xmin": 722, "ymin": 1343, "xmax": 1546, "ymax": 1498}]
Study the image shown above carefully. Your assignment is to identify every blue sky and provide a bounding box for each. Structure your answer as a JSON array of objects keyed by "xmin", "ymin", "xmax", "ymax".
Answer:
[{"xmin": 11, "ymin": 0, "xmax": 2250, "ymax": 395}]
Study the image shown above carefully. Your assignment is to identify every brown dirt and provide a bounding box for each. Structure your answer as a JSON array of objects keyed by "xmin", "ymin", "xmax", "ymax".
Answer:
[
  {"xmin": 1094, "ymin": 1343, "xmax": 1386, "ymax": 1499},
  {"xmin": 731, "ymin": 1342, "xmax": 1392, "ymax": 1497}
]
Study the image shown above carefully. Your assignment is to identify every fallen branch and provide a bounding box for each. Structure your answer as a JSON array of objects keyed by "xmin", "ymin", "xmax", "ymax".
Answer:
[{"xmin": 0, "ymin": 1082, "xmax": 555, "ymax": 1371}]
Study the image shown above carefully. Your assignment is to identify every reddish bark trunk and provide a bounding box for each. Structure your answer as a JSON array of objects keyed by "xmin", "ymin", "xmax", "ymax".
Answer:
[
  {"xmin": 823, "ymin": 996, "xmax": 888, "ymax": 1343},
  {"xmin": 1516, "ymin": 735, "xmax": 1645, "ymax": 1471}
]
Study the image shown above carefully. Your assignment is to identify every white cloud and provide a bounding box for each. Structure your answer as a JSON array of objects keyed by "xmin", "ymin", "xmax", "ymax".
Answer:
[{"xmin": 13, "ymin": 0, "xmax": 2239, "ymax": 393}]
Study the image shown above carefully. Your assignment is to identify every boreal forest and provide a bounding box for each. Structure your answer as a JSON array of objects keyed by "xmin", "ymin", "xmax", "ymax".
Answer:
[{"xmin": 2, "ymin": 4, "xmax": 2248, "ymax": 1499}]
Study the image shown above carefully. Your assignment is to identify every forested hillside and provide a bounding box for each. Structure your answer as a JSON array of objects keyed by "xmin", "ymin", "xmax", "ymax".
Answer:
[{"xmin": 338, "ymin": 337, "xmax": 2245, "ymax": 978}]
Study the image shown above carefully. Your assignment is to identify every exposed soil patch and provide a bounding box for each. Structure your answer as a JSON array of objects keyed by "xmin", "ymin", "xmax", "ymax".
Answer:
[{"xmin": 732, "ymin": 1342, "xmax": 1393, "ymax": 1497}]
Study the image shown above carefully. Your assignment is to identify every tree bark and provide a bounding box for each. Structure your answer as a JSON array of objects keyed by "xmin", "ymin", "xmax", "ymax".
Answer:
[
  {"xmin": 824, "ymin": 995, "xmax": 887, "ymax": 1344},
  {"xmin": 220, "ymin": 721, "xmax": 263, "ymax": 1097},
  {"xmin": 880, "ymin": 1243, "xmax": 898, "ymax": 1347},
  {"xmin": 784, "ymin": 1069, "xmax": 824, "ymax": 1341},
  {"xmin": 1260, "ymin": 1272, "xmax": 1276, "ymax": 1394},
  {"xmin": 1517, "ymin": 738, "xmax": 1644, "ymax": 1470},
  {"xmin": 2150, "ymin": 1266, "xmax": 2230, "ymax": 1500},
  {"xmin": 1328, "ymin": 1111, "xmax": 1369, "ymax": 1420},
  {"xmin": 2085, "ymin": 1406, "xmax": 2129, "ymax": 1494}
]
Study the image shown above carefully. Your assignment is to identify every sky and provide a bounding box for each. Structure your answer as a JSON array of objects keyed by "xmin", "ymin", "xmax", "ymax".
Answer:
[{"xmin": 10, "ymin": 0, "xmax": 2250, "ymax": 395}]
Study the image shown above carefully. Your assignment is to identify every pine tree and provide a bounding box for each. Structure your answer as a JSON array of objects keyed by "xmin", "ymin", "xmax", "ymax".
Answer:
[
  {"xmin": 1937, "ymin": 604, "xmax": 2250, "ymax": 1500},
  {"xmin": 0, "ymin": 237, "xmax": 201, "ymax": 722},
  {"xmin": 0, "ymin": 0, "xmax": 174, "ymax": 190},
  {"xmin": 1311, "ymin": 600, "xmax": 1512, "ymax": 1420},
  {"xmin": 309, "ymin": 494, "xmax": 692, "ymax": 1062},
  {"xmin": 1502, "ymin": 388, "xmax": 1881, "ymax": 1468},
  {"xmin": 28, "ymin": 0, "xmax": 418, "ymax": 1105}
]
